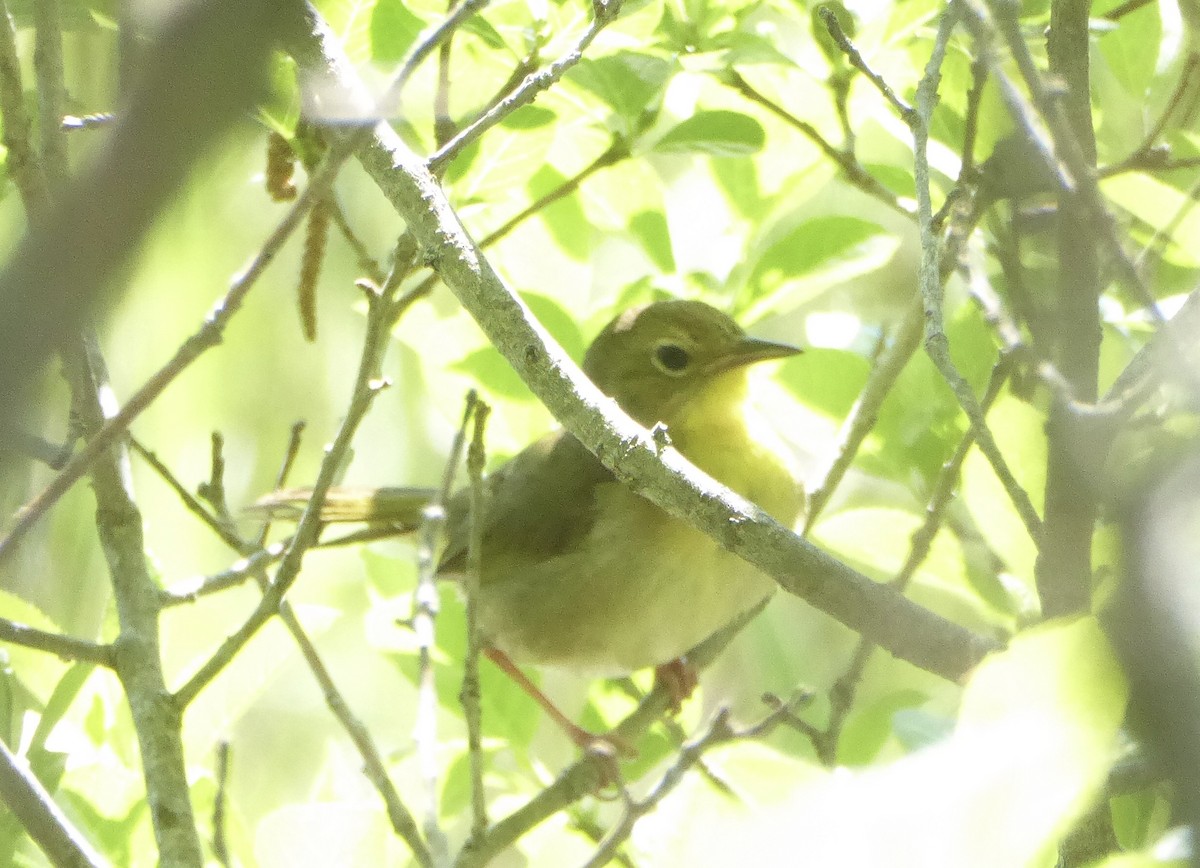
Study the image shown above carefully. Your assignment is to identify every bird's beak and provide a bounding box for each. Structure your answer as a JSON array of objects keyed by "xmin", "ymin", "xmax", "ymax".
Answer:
[{"xmin": 710, "ymin": 336, "xmax": 803, "ymax": 374}]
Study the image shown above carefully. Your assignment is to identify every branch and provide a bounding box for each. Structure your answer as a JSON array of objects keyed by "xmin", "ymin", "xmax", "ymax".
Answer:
[
  {"xmin": 457, "ymin": 602, "xmax": 770, "ymax": 865},
  {"xmin": 815, "ymin": 356, "xmax": 1012, "ymax": 764},
  {"xmin": 285, "ymin": 1, "xmax": 999, "ymax": 686},
  {"xmin": 0, "ymin": 740, "xmax": 106, "ymax": 868},
  {"xmin": 0, "ymin": 618, "xmax": 114, "ymax": 666},
  {"xmin": 0, "ymin": 0, "xmax": 284, "ymax": 448},
  {"xmin": 804, "ymin": 299, "xmax": 923, "ymax": 533},
  {"xmin": 0, "ymin": 0, "xmax": 49, "ymax": 214},
  {"xmin": 426, "ymin": 0, "xmax": 624, "ymax": 172},
  {"xmin": 65, "ymin": 339, "xmax": 202, "ymax": 865},
  {"xmin": 0, "ymin": 132, "xmax": 356, "ymax": 566}
]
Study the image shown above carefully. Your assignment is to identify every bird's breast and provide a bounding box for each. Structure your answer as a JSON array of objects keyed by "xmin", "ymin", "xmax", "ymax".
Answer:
[{"xmin": 475, "ymin": 394, "xmax": 802, "ymax": 674}]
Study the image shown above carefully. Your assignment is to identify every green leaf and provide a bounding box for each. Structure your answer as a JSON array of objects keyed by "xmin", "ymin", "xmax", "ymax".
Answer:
[
  {"xmin": 740, "ymin": 216, "xmax": 899, "ymax": 318},
  {"xmin": 1101, "ymin": 173, "xmax": 1200, "ymax": 268},
  {"xmin": 1097, "ymin": 1, "xmax": 1161, "ymax": 99},
  {"xmin": 501, "ymin": 105, "xmax": 558, "ymax": 130},
  {"xmin": 754, "ymin": 216, "xmax": 888, "ymax": 281},
  {"xmin": 567, "ymin": 52, "xmax": 674, "ymax": 130},
  {"xmin": 30, "ymin": 662, "xmax": 93, "ymax": 753},
  {"xmin": 451, "ymin": 293, "xmax": 586, "ymax": 399},
  {"xmin": 653, "ymin": 110, "xmax": 765, "ymax": 156},
  {"xmin": 960, "ymin": 392, "xmax": 1047, "ymax": 594},
  {"xmin": 838, "ymin": 689, "xmax": 930, "ymax": 764},
  {"xmin": 778, "ymin": 347, "xmax": 869, "ymax": 419},
  {"xmin": 460, "ymin": 15, "xmax": 506, "ymax": 50},
  {"xmin": 630, "ymin": 209, "xmax": 675, "ymax": 272},
  {"xmin": 369, "ymin": 0, "xmax": 425, "ymax": 63},
  {"xmin": 528, "ymin": 165, "xmax": 593, "ymax": 261}
]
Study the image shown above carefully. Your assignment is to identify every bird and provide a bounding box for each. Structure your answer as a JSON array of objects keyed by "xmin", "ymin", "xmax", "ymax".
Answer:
[{"xmin": 255, "ymin": 299, "xmax": 804, "ymax": 750}]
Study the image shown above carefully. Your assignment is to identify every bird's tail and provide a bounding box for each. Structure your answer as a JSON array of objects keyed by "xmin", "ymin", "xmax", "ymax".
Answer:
[{"xmin": 248, "ymin": 486, "xmax": 437, "ymax": 529}]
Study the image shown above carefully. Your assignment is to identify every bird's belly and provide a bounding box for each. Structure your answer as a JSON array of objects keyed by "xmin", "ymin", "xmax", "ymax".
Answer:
[{"xmin": 475, "ymin": 493, "xmax": 777, "ymax": 674}]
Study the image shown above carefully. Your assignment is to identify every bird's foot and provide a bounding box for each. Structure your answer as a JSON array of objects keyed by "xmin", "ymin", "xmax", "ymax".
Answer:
[
  {"xmin": 654, "ymin": 657, "xmax": 698, "ymax": 712},
  {"xmin": 485, "ymin": 647, "xmax": 637, "ymax": 760}
]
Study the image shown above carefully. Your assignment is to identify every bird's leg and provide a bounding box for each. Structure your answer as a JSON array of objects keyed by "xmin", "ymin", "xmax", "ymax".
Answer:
[
  {"xmin": 653, "ymin": 657, "xmax": 698, "ymax": 712},
  {"xmin": 484, "ymin": 647, "xmax": 634, "ymax": 756}
]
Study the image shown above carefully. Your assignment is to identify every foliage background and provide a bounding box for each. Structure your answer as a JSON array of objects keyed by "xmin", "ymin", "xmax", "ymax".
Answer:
[{"xmin": 0, "ymin": 0, "xmax": 1195, "ymax": 864}]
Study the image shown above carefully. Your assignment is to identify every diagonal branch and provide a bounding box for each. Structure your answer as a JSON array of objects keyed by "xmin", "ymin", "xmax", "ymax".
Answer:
[{"xmin": 283, "ymin": 1, "xmax": 999, "ymax": 685}]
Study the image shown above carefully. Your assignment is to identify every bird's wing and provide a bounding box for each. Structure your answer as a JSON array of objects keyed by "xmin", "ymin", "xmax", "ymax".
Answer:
[{"xmin": 437, "ymin": 429, "xmax": 614, "ymax": 578}]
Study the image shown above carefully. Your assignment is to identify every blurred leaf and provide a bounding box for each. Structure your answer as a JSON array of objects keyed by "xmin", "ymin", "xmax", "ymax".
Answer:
[
  {"xmin": 634, "ymin": 620, "xmax": 1125, "ymax": 867},
  {"xmin": 369, "ymin": 0, "xmax": 425, "ymax": 63},
  {"xmin": 460, "ymin": 14, "xmax": 507, "ymax": 50},
  {"xmin": 501, "ymin": 105, "xmax": 558, "ymax": 130},
  {"xmin": 890, "ymin": 707, "xmax": 954, "ymax": 752},
  {"xmin": 778, "ymin": 347, "xmax": 869, "ymax": 419},
  {"xmin": 838, "ymin": 689, "xmax": 929, "ymax": 764},
  {"xmin": 59, "ymin": 789, "xmax": 145, "ymax": 866},
  {"xmin": 0, "ymin": 652, "xmax": 13, "ymax": 746},
  {"xmin": 450, "ymin": 292, "xmax": 585, "ymax": 399},
  {"xmin": 443, "ymin": 137, "xmax": 482, "ymax": 185},
  {"xmin": 1112, "ymin": 788, "xmax": 1173, "ymax": 853},
  {"xmin": 84, "ymin": 692, "xmax": 106, "ymax": 746},
  {"xmin": 754, "ymin": 216, "xmax": 887, "ymax": 281},
  {"xmin": 961, "ymin": 393, "xmax": 1047, "ymax": 595},
  {"xmin": 711, "ymin": 155, "xmax": 764, "ymax": 219},
  {"xmin": 653, "ymin": 110, "xmax": 765, "ymax": 156},
  {"xmin": 528, "ymin": 164, "xmax": 593, "ymax": 261},
  {"xmin": 451, "ymin": 350, "xmax": 529, "ymax": 399},
  {"xmin": 30, "ymin": 662, "xmax": 93, "ymax": 753},
  {"xmin": 256, "ymin": 803, "xmax": 390, "ymax": 866},
  {"xmin": 630, "ymin": 209, "xmax": 675, "ymax": 272},
  {"xmin": 1097, "ymin": 1, "xmax": 1161, "ymax": 99},
  {"xmin": 567, "ymin": 51, "xmax": 674, "ymax": 134},
  {"xmin": 28, "ymin": 746, "xmax": 68, "ymax": 794},
  {"xmin": 1102, "ymin": 173, "xmax": 1200, "ymax": 268}
]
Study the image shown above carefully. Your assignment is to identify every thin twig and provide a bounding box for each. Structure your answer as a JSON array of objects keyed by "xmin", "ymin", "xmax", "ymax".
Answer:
[
  {"xmin": 199, "ymin": 431, "xmax": 231, "ymax": 520},
  {"xmin": 129, "ymin": 436, "xmax": 243, "ymax": 552},
  {"xmin": 393, "ymin": 0, "xmax": 490, "ymax": 114},
  {"xmin": 804, "ymin": 300, "xmax": 923, "ymax": 534},
  {"xmin": 212, "ymin": 742, "xmax": 231, "ymax": 868},
  {"xmin": 427, "ymin": 0, "xmax": 624, "ymax": 172},
  {"xmin": 159, "ymin": 540, "xmax": 289, "ymax": 606},
  {"xmin": 0, "ymin": 617, "xmax": 114, "ymax": 666},
  {"xmin": 462, "ymin": 398, "xmax": 491, "ymax": 845},
  {"xmin": 32, "ymin": 0, "xmax": 68, "ymax": 190},
  {"xmin": 815, "ymin": 357, "xmax": 1012, "ymax": 764},
  {"xmin": 0, "ymin": 0, "xmax": 49, "ymax": 214},
  {"xmin": 326, "ymin": 199, "xmax": 386, "ymax": 286},
  {"xmin": 457, "ymin": 600, "xmax": 772, "ymax": 867},
  {"xmin": 901, "ymin": 1, "xmax": 1044, "ymax": 543},
  {"xmin": 583, "ymin": 692, "xmax": 813, "ymax": 867},
  {"xmin": 478, "ymin": 140, "xmax": 630, "ymax": 248},
  {"xmin": 0, "ymin": 739, "xmax": 106, "ymax": 868},
  {"xmin": 722, "ymin": 69, "xmax": 906, "ymax": 215},
  {"xmin": 433, "ymin": 0, "xmax": 457, "ymax": 146},
  {"xmin": 0, "ymin": 141, "xmax": 354, "ymax": 566},
  {"xmin": 414, "ymin": 392, "xmax": 479, "ymax": 865},
  {"xmin": 65, "ymin": 336, "xmax": 203, "ymax": 863},
  {"xmin": 818, "ymin": 6, "xmax": 914, "ymax": 120},
  {"xmin": 173, "ymin": 285, "xmax": 397, "ymax": 706}
]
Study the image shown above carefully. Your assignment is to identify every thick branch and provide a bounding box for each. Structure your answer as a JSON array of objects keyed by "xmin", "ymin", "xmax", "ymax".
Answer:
[
  {"xmin": 1036, "ymin": 0, "xmax": 1102, "ymax": 617},
  {"xmin": 66, "ymin": 341, "xmax": 202, "ymax": 865},
  {"xmin": 284, "ymin": 2, "xmax": 998, "ymax": 683}
]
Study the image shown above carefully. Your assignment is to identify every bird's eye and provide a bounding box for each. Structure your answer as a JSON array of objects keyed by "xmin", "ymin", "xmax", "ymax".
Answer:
[{"xmin": 653, "ymin": 343, "xmax": 691, "ymax": 374}]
